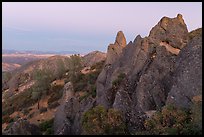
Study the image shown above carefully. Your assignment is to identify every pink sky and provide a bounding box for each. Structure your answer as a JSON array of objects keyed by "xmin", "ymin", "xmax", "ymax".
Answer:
[{"xmin": 2, "ymin": 2, "xmax": 202, "ymax": 53}]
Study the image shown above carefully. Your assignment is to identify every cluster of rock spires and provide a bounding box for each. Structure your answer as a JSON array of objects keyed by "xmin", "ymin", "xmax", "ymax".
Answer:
[
  {"xmin": 95, "ymin": 14, "xmax": 202, "ymax": 133},
  {"xmin": 3, "ymin": 14, "xmax": 202, "ymax": 135},
  {"xmin": 51, "ymin": 14, "xmax": 202, "ymax": 134}
]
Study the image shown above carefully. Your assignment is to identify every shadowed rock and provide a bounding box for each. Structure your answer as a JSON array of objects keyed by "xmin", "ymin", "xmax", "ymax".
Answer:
[
  {"xmin": 3, "ymin": 119, "xmax": 41, "ymax": 135},
  {"xmin": 166, "ymin": 31, "xmax": 202, "ymax": 108}
]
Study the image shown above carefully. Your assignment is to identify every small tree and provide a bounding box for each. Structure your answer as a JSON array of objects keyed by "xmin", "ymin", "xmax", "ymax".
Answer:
[
  {"xmin": 31, "ymin": 69, "xmax": 53, "ymax": 109},
  {"xmin": 68, "ymin": 54, "xmax": 82, "ymax": 82},
  {"xmin": 56, "ymin": 59, "xmax": 66, "ymax": 79}
]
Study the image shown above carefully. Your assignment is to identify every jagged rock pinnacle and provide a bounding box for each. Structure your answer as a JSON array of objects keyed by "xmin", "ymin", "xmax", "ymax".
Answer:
[
  {"xmin": 177, "ymin": 13, "xmax": 185, "ymax": 25},
  {"xmin": 115, "ymin": 31, "xmax": 126, "ymax": 47},
  {"xmin": 149, "ymin": 14, "xmax": 188, "ymax": 49},
  {"xmin": 177, "ymin": 13, "xmax": 183, "ymax": 19}
]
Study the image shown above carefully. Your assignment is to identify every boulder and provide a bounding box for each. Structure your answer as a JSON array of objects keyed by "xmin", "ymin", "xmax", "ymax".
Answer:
[{"xmin": 3, "ymin": 119, "xmax": 41, "ymax": 135}]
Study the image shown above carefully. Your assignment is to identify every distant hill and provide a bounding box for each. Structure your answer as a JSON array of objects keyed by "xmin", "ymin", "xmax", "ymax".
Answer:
[
  {"xmin": 2, "ymin": 49, "xmax": 80, "ymax": 71},
  {"xmin": 2, "ymin": 63, "xmax": 21, "ymax": 72},
  {"xmin": 2, "ymin": 49, "xmax": 79, "ymax": 55}
]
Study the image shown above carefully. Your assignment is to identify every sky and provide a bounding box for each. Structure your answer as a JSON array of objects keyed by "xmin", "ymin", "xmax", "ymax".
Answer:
[{"xmin": 2, "ymin": 2, "xmax": 202, "ymax": 54}]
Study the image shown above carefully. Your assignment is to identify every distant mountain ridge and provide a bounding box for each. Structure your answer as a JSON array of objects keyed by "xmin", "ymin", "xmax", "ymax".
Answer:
[{"xmin": 2, "ymin": 49, "xmax": 79, "ymax": 55}]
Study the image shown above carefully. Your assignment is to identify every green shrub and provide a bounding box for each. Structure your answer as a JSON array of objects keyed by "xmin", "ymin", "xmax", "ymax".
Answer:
[
  {"xmin": 44, "ymin": 128, "xmax": 54, "ymax": 135},
  {"xmin": 79, "ymin": 92, "xmax": 90, "ymax": 102},
  {"xmin": 28, "ymin": 112, "xmax": 35, "ymax": 119},
  {"xmin": 22, "ymin": 108, "xmax": 29, "ymax": 115},
  {"xmin": 2, "ymin": 107, "xmax": 15, "ymax": 117},
  {"xmin": 13, "ymin": 115, "xmax": 21, "ymax": 122},
  {"xmin": 2, "ymin": 71, "xmax": 12, "ymax": 82},
  {"xmin": 73, "ymin": 81, "xmax": 87, "ymax": 92},
  {"xmin": 143, "ymin": 103, "xmax": 202, "ymax": 135},
  {"xmin": 82, "ymin": 105, "xmax": 126, "ymax": 135},
  {"xmin": 47, "ymin": 87, "xmax": 63, "ymax": 105},
  {"xmin": 91, "ymin": 86, "xmax": 96, "ymax": 98},
  {"xmin": 5, "ymin": 122, "xmax": 14, "ymax": 131},
  {"xmin": 112, "ymin": 73, "xmax": 126, "ymax": 87},
  {"xmin": 56, "ymin": 59, "xmax": 66, "ymax": 79},
  {"xmin": 79, "ymin": 85, "xmax": 96, "ymax": 102},
  {"xmin": 90, "ymin": 60, "xmax": 105, "ymax": 70},
  {"xmin": 2, "ymin": 88, "xmax": 35, "ymax": 116},
  {"xmin": 181, "ymin": 95, "xmax": 202, "ymax": 135},
  {"xmin": 2, "ymin": 115, "xmax": 12, "ymax": 124},
  {"xmin": 39, "ymin": 118, "xmax": 54, "ymax": 135},
  {"xmin": 68, "ymin": 58, "xmax": 103, "ymax": 93},
  {"xmin": 48, "ymin": 101, "xmax": 60, "ymax": 109}
]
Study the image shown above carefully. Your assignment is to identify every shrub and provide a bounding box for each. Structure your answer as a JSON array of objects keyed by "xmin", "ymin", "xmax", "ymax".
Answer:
[
  {"xmin": 39, "ymin": 118, "xmax": 54, "ymax": 135},
  {"xmin": 13, "ymin": 115, "xmax": 21, "ymax": 122},
  {"xmin": 47, "ymin": 87, "xmax": 63, "ymax": 105},
  {"xmin": 22, "ymin": 108, "xmax": 29, "ymax": 115},
  {"xmin": 82, "ymin": 105, "xmax": 126, "ymax": 135},
  {"xmin": 2, "ymin": 88, "xmax": 35, "ymax": 117},
  {"xmin": 44, "ymin": 128, "xmax": 54, "ymax": 135},
  {"xmin": 73, "ymin": 81, "xmax": 87, "ymax": 92},
  {"xmin": 48, "ymin": 101, "xmax": 60, "ymax": 109},
  {"xmin": 79, "ymin": 85, "xmax": 97, "ymax": 102},
  {"xmin": 90, "ymin": 60, "xmax": 105, "ymax": 70},
  {"xmin": 56, "ymin": 59, "xmax": 66, "ymax": 79},
  {"xmin": 112, "ymin": 73, "xmax": 126, "ymax": 87},
  {"xmin": 68, "ymin": 58, "xmax": 103, "ymax": 93},
  {"xmin": 5, "ymin": 122, "xmax": 14, "ymax": 131},
  {"xmin": 91, "ymin": 86, "xmax": 96, "ymax": 98},
  {"xmin": 2, "ymin": 115, "xmax": 12, "ymax": 124},
  {"xmin": 2, "ymin": 107, "xmax": 15, "ymax": 117},
  {"xmin": 39, "ymin": 107, "xmax": 47, "ymax": 113},
  {"xmin": 181, "ymin": 95, "xmax": 202, "ymax": 135},
  {"xmin": 143, "ymin": 103, "xmax": 202, "ymax": 135},
  {"xmin": 3, "ymin": 91, "xmax": 14, "ymax": 100},
  {"xmin": 28, "ymin": 112, "xmax": 35, "ymax": 119},
  {"xmin": 2, "ymin": 71, "xmax": 12, "ymax": 82}
]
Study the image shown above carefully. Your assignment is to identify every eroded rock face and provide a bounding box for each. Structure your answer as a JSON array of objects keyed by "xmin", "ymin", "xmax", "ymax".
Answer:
[
  {"xmin": 96, "ymin": 31, "xmax": 127, "ymax": 108},
  {"xmin": 3, "ymin": 119, "xmax": 41, "ymax": 135},
  {"xmin": 149, "ymin": 14, "xmax": 188, "ymax": 49},
  {"xmin": 54, "ymin": 82, "xmax": 75, "ymax": 135},
  {"xmin": 166, "ymin": 32, "xmax": 202, "ymax": 108},
  {"xmin": 54, "ymin": 82, "xmax": 96, "ymax": 135}
]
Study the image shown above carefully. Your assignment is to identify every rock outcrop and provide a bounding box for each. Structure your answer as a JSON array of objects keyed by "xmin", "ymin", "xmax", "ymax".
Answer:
[
  {"xmin": 149, "ymin": 14, "xmax": 188, "ymax": 49},
  {"xmin": 3, "ymin": 119, "xmax": 41, "ymax": 135},
  {"xmin": 54, "ymin": 82, "xmax": 96, "ymax": 135},
  {"xmin": 54, "ymin": 82, "xmax": 75, "ymax": 135},
  {"xmin": 96, "ymin": 14, "xmax": 192, "ymax": 133},
  {"xmin": 105, "ymin": 31, "xmax": 126, "ymax": 65}
]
